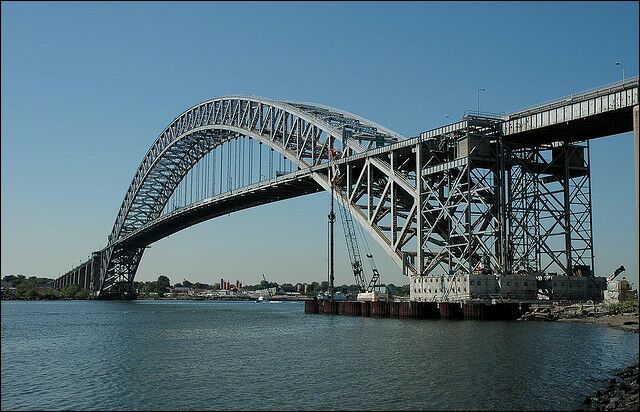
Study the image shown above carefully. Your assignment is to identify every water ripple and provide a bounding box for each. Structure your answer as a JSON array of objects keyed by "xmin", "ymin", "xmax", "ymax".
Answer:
[{"xmin": 1, "ymin": 300, "xmax": 638, "ymax": 411}]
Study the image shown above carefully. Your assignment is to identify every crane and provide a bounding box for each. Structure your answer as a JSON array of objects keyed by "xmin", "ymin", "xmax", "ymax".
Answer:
[
  {"xmin": 328, "ymin": 137, "xmax": 381, "ymax": 295},
  {"xmin": 262, "ymin": 274, "xmax": 273, "ymax": 297}
]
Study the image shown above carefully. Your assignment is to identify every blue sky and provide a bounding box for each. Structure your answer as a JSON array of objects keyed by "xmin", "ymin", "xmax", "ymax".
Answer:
[{"xmin": 1, "ymin": 1, "xmax": 638, "ymax": 287}]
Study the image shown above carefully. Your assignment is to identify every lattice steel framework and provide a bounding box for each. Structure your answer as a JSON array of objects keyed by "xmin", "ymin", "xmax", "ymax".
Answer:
[
  {"xmin": 506, "ymin": 141, "xmax": 593, "ymax": 276},
  {"xmin": 414, "ymin": 117, "xmax": 506, "ymax": 277},
  {"xmin": 52, "ymin": 79, "xmax": 639, "ymax": 300},
  {"xmin": 55, "ymin": 102, "xmax": 599, "ymax": 300},
  {"xmin": 94, "ymin": 97, "xmax": 402, "ymax": 298}
]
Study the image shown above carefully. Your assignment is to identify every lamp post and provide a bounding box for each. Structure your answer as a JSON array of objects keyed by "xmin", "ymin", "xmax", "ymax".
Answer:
[
  {"xmin": 477, "ymin": 88, "xmax": 485, "ymax": 115},
  {"xmin": 616, "ymin": 62, "xmax": 625, "ymax": 82}
]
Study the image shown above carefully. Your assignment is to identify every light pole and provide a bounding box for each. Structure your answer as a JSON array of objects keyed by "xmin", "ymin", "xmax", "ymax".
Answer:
[
  {"xmin": 616, "ymin": 62, "xmax": 625, "ymax": 82},
  {"xmin": 477, "ymin": 88, "xmax": 485, "ymax": 115}
]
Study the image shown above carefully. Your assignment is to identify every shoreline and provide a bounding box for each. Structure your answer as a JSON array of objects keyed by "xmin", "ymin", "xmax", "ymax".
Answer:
[
  {"xmin": 558, "ymin": 313, "xmax": 640, "ymax": 334},
  {"xmin": 562, "ymin": 311, "xmax": 639, "ymax": 411}
]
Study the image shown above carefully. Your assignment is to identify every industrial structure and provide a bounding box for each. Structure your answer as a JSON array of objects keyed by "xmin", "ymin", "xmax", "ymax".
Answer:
[
  {"xmin": 52, "ymin": 78, "xmax": 639, "ymax": 303},
  {"xmin": 604, "ymin": 266, "xmax": 639, "ymax": 304}
]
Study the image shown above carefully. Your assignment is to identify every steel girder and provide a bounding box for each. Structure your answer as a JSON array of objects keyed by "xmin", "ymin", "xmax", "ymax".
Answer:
[
  {"xmin": 506, "ymin": 141, "xmax": 593, "ymax": 276},
  {"xmin": 414, "ymin": 117, "xmax": 506, "ymax": 278},
  {"xmin": 95, "ymin": 97, "xmax": 402, "ymax": 298}
]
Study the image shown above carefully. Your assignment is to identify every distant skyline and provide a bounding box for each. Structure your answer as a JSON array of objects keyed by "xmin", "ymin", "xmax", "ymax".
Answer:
[{"xmin": 1, "ymin": 1, "xmax": 638, "ymax": 288}]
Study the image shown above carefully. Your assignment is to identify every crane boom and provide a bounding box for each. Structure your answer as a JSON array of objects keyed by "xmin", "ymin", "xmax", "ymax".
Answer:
[
  {"xmin": 607, "ymin": 265, "xmax": 626, "ymax": 282},
  {"xmin": 335, "ymin": 189, "xmax": 368, "ymax": 292},
  {"xmin": 328, "ymin": 129, "xmax": 382, "ymax": 295},
  {"xmin": 330, "ymin": 149, "xmax": 380, "ymax": 292},
  {"xmin": 262, "ymin": 274, "xmax": 273, "ymax": 296}
]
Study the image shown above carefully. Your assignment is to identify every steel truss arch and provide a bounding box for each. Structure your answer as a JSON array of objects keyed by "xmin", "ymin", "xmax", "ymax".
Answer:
[{"xmin": 97, "ymin": 96, "xmax": 404, "ymax": 297}]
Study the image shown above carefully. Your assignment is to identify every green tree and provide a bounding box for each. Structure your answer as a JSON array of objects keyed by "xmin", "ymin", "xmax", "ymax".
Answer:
[
  {"xmin": 306, "ymin": 282, "xmax": 320, "ymax": 295},
  {"xmin": 25, "ymin": 288, "xmax": 38, "ymax": 299},
  {"xmin": 141, "ymin": 281, "xmax": 157, "ymax": 295},
  {"xmin": 15, "ymin": 277, "xmax": 37, "ymax": 297},
  {"xmin": 60, "ymin": 285, "xmax": 81, "ymax": 299},
  {"xmin": 41, "ymin": 288, "xmax": 60, "ymax": 299},
  {"xmin": 133, "ymin": 281, "xmax": 144, "ymax": 292},
  {"xmin": 75, "ymin": 288, "xmax": 90, "ymax": 299},
  {"xmin": 157, "ymin": 275, "xmax": 171, "ymax": 294}
]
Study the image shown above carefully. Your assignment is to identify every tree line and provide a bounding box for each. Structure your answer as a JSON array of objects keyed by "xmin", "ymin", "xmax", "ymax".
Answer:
[
  {"xmin": 1, "ymin": 275, "xmax": 89, "ymax": 299},
  {"xmin": 2, "ymin": 274, "xmax": 411, "ymax": 300}
]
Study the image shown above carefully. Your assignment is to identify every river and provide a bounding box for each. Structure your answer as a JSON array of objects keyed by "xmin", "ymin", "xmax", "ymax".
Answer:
[{"xmin": 1, "ymin": 300, "xmax": 638, "ymax": 410}]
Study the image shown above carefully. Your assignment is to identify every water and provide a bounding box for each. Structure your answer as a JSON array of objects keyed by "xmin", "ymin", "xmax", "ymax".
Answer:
[{"xmin": 1, "ymin": 300, "xmax": 638, "ymax": 411}]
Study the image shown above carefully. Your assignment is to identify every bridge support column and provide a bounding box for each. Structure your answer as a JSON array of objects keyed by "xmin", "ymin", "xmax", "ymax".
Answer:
[
  {"xmin": 80, "ymin": 268, "xmax": 85, "ymax": 290},
  {"xmin": 84, "ymin": 265, "xmax": 90, "ymax": 290},
  {"xmin": 90, "ymin": 252, "xmax": 101, "ymax": 293}
]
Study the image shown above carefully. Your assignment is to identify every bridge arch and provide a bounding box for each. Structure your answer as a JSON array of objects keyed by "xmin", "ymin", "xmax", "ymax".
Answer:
[{"xmin": 96, "ymin": 96, "xmax": 404, "ymax": 298}]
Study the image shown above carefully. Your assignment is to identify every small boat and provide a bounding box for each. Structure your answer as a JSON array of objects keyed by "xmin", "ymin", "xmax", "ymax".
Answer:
[{"xmin": 256, "ymin": 295, "xmax": 269, "ymax": 303}]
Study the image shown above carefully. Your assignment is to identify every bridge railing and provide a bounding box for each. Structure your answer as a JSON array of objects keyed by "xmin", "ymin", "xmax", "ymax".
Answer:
[{"xmin": 505, "ymin": 76, "xmax": 639, "ymax": 118}]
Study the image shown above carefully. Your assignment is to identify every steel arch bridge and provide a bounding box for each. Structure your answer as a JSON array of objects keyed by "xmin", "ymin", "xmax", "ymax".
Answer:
[
  {"xmin": 60, "ymin": 96, "xmax": 410, "ymax": 298},
  {"xmin": 53, "ymin": 78, "xmax": 639, "ymax": 300}
]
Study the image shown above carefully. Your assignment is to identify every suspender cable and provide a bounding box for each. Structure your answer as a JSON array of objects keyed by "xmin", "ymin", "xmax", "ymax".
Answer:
[
  {"xmin": 227, "ymin": 141, "xmax": 231, "ymax": 191},
  {"xmin": 236, "ymin": 138, "xmax": 240, "ymax": 190},
  {"xmin": 195, "ymin": 158, "xmax": 199, "ymax": 201},
  {"xmin": 237, "ymin": 138, "xmax": 240, "ymax": 189},
  {"xmin": 201, "ymin": 154, "xmax": 205, "ymax": 199},
  {"xmin": 249, "ymin": 138, "xmax": 253, "ymax": 184},
  {"xmin": 259, "ymin": 142, "xmax": 262, "ymax": 180},
  {"xmin": 269, "ymin": 148, "xmax": 273, "ymax": 178},
  {"xmin": 205, "ymin": 150, "xmax": 209, "ymax": 198},
  {"xmin": 234, "ymin": 138, "xmax": 238, "ymax": 190},
  {"xmin": 212, "ymin": 146, "xmax": 216, "ymax": 196},
  {"xmin": 241, "ymin": 137, "xmax": 245, "ymax": 187}
]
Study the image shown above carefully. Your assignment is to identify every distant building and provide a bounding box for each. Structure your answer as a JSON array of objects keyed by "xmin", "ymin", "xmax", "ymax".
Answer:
[
  {"xmin": 218, "ymin": 278, "xmax": 243, "ymax": 291},
  {"xmin": 172, "ymin": 287, "xmax": 193, "ymax": 295}
]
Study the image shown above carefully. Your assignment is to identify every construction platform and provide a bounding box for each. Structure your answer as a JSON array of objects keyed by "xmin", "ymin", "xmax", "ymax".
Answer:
[{"xmin": 304, "ymin": 300, "xmax": 530, "ymax": 321}]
